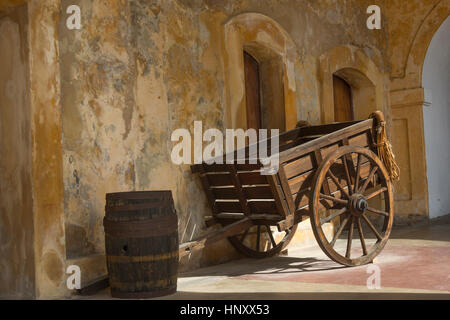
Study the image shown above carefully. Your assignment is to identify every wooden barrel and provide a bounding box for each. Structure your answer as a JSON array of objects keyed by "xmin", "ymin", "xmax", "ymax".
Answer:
[{"xmin": 103, "ymin": 191, "xmax": 178, "ymax": 299}]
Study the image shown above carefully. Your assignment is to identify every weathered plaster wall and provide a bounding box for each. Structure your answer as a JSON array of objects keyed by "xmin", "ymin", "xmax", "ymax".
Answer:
[
  {"xmin": 0, "ymin": 5, "xmax": 35, "ymax": 299},
  {"xmin": 28, "ymin": 0, "xmax": 67, "ymax": 298},
  {"xmin": 0, "ymin": 0, "xmax": 28, "ymax": 12},
  {"xmin": 56, "ymin": 0, "xmax": 390, "ymax": 274}
]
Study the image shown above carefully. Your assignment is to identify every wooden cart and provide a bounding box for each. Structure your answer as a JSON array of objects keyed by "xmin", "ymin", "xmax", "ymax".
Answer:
[{"xmin": 179, "ymin": 112, "xmax": 394, "ymax": 266}]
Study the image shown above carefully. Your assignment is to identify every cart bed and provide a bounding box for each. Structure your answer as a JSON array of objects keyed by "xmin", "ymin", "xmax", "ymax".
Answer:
[{"xmin": 191, "ymin": 119, "xmax": 377, "ymax": 228}]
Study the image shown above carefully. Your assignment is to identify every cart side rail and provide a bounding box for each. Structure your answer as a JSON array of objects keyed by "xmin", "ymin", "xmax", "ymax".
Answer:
[{"xmin": 276, "ymin": 119, "xmax": 376, "ymax": 218}]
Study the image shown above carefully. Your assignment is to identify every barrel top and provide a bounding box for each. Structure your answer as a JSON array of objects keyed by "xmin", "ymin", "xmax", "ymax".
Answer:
[{"xmin": 106, "ymin": 190, "xmax": 173, "ymax": 201}]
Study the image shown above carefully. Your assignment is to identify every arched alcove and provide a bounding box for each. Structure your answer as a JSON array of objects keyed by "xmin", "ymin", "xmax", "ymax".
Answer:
[
  {"xmin": 319, "ymin": 45, "xmax": 386, "ymax": 124},
  {"xmin": 333, "ymin": 67, "xmax": 377, "ymax": 121},
  {"xmin": 389, "ymin": 4, "xmax": 449, "ymax": 220},
  {"xmin": 422, "ymin": 16, "xmax": 450, "ymax": 218},
  {"xmin": 223, "ymin": 13, "xmax": 298, "ymax": 131}
]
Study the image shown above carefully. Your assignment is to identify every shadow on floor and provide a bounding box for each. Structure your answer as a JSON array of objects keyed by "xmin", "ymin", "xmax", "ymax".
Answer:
[
  {"xmin": 179, "ymin": 255, "xmax": 348, "ymax": 278},
  {"xmin": 388, "ymin": 217, "xmax": 450, "ymax": 242},
  {"xmin": 179, "ymin": 218, "xmax": 450, "ymax": 279}
]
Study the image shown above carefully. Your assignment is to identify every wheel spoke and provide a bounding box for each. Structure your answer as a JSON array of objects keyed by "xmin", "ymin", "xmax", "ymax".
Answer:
[
  {"xmin": 357, "ymin": 217, "xmax": 368, "ymax": 256},
  {"xmin": 327, "ymin": 170, "xmax": 350, "ymax": 199},
  {"xmin": 319, "ymin": 193, "xmax": 348, "ymax": 205},
  {"xmin": 361, "ymin": 214, "xmax": 383, "ymax": 240},
  {"xmin": 359, "ymin": 166, "xmax": 378, "ymax": 194},
  {"xmin": 346, "ymin": 216, "xmax": 354, "ymax": 259},
  {"xmin": 366, "ymin": 207, "xmax": 389, "ymax": 217},
  {"xmin": 256, "ymin": 225, "xmax": 261, "ymax": 252},
  {"xmin": 266, "ymin": 225, "xmax": 277, "ymax": 248},
  {"xmin": 320, "ymin": 207, "xmax": 348, "ymax": 225},
  {"xmin": 354, "ymin": 154, "xmax": 362, "ymax": 192},
  {"xmin": 341, "ymin": 156, "xmax": 353, "ymax": 195},
  {"xmin": 330, "ymin": 215, "xmax": 351, "ymax": 247},
  {"xmin": 366, "ymin": 187, "xmax": 387, "ymax": 200}
]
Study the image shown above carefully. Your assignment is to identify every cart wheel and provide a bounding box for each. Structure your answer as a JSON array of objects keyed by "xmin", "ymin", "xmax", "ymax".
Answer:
[
  {"xmin": 228, "ymin": 223, "xmax": 298, "ymax": 259},
  {"xmin": 310, "ymin": 146, "xmax": 394, "ymax": 266}
]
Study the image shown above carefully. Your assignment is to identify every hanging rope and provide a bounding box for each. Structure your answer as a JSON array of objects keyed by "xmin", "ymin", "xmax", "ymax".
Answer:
[{"xmin": 369, "ymin": 111, "xmax": 400, "ymax": 181}]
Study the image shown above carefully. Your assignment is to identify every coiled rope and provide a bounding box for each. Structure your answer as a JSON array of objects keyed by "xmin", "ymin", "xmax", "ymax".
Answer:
[{"xmin": 369, "ymin": 111, "xmax": 400, "ymax": 181}]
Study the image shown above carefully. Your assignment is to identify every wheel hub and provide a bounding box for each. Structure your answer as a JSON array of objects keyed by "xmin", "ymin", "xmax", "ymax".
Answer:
[{"xmin": 350, "ymin": 194, "xmax": 368, "ymax": 215}]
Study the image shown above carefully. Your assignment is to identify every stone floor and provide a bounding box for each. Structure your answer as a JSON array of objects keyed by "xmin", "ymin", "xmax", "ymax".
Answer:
[{"xmin": 82, "ymin": 216, "xmax": 450, "ymax": 300}]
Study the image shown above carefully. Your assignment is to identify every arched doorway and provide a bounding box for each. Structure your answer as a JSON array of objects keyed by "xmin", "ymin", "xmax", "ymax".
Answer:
[
  {"xmin": 319, "ymin": 45, "xmax": 387, "ymax": 125},
  {"xmin": 223, "ymin": 13, "xmax": 298, "ymax": 131},
  {"xmin": 422, "ymin": 16, "xmax": 450, "ymax": 219}
]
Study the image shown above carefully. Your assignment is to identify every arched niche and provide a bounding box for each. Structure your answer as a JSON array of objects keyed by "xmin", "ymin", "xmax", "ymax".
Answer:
[
  {"xmin": 319, "ymin": 45, "xmax": 386, "ymax": 124},
  {"xmin": 223, "ymin": 13, "xmax": 298, "ymax": 131}
]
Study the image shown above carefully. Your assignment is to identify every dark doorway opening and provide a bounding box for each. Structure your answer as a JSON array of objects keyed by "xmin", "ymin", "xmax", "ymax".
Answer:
[
  {"xmin": 244, "ymin": 51, "xmax": 262, "ymax": 130},
  {"xmin": 333, "ymin": 75, "xmax": 354, "ymax": 122}
]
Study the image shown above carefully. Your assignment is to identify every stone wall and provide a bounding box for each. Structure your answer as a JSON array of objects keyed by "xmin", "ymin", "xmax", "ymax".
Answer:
[{"xmin": 0, "ymin": 5, "xmax": 35, "ymax": 298}]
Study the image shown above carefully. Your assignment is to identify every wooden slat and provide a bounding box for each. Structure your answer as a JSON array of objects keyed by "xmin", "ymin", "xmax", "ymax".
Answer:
[
  {"xmin": 207, "ymin": 173, "xmax": 233, "ymax": 186},
  {"xmin": 321, "ymin": 143, "xmax": 339, "ymax": 159},
  {"xmin": 228, "ymin": 164, "xmax": 251, "ymax": 216},
  {"xmin": 293, "ymin": 189, "xmax": 310, "ymax": 210},
  {"xmin": 277, "ymin": 167, "xmax": 296, "ymax": 215},
  {"xmin": 211, "ymin": 187, "xmax": 238, "ymax": 200},
  {"xmin": 279, "ymin": 120, "xmax": 373, "ymax": 163},
  {"xmin": 215, "ymin": 201, "xmax": 242, "ymax": 213},
  {"xmin": 341, "ymin": 137, "xmax": 356, "ymax": 193},
  {"xmin": 248, "ymin": 200, "xmax": 279, "ymax": 214},
  {"xmin": 244, "ymin": 185, "xmax": 274, "ymax": 199},
  {"xmin": 199, "ymin": 163, "xmax": 262, "ymax": 173},
  {"xmin": 214, "ymin": 213, "xmax": 282, "ymax": 222},
  {"xmin": 313, "ymin": 149, "xmax": 331, "ymax": 196},
  {"xmin": 279, "ymin": 137, "xmax": 307, "ymax": 153},
  {"xmin": 284, "ymin": 154, "xmax": 314, "ymax": 179},
  {"xmin": 212, "ymin": 185, "xmax": 274, "ymax": 200},
  {"xmin": 214, "ymin": 213, "xmax": 245, "ymax": 220},
  {"xmin": 288, "ymin": 170, "xmax": 315, "ymax": 195},
  {"xmin": 215, "ymin": 201, "xmax": 279, "ymax": 215},
  {"xmin": 267, "ymin": 174, "xmax": 288, "ymax": 217},
  {"xmin": 348, "ymin": 132, "xmax": 369, "ymax": 147},
  {"xmin": 238, "ymin": 172, "xmax": 267, "ymax": 185}
]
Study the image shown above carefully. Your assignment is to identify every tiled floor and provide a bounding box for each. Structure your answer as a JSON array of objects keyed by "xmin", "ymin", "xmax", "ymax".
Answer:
[{"xmin": 82, "ymin": 218, "xmax": 450, "ymax": 300}]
